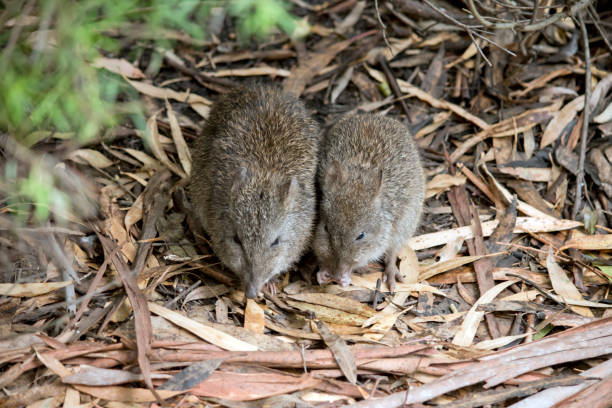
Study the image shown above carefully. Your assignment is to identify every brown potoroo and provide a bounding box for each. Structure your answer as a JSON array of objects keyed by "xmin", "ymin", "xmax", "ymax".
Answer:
[
  {"xmin": 313, "ymin": 113, "xmax": 425, "ymax": 292},
  {"xmin": 189, "ymin": 84, "xmax": 319, "ymax": 298}
]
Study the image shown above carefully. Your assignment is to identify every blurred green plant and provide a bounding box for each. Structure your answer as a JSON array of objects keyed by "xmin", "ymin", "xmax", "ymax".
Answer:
[
  {"xmin": 229, "ymin": 0, "xmax": 299, "ymax": 40},
  {"xmin": 0, "ymin": 0, "xmax": 302, "ymax": 224}
]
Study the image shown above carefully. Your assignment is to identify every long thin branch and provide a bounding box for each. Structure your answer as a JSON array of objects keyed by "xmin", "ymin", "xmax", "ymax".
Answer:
[
  {"xmin": 571, "ymin": 11, "xmax": 591, "ymax": 220},
  {"xmin": 467, "ymin": 0, "xmax": 593, "ymax": 31}
]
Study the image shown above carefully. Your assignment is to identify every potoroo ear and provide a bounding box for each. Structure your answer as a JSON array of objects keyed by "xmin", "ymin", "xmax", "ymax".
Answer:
[
  {"xmin": 325, "ymin": 160, "xmax": 346, "ymax": 186},
  {"xmin": 280, "ymin": 176, "xmax": 299, "ymax": 209},
  {"xmin": 231, "ymin": 166, "xmax": 249, "ymax": 197},
  {"xmin": 370, "ymin": 168, "xmax": 383, "ymax": 198}
]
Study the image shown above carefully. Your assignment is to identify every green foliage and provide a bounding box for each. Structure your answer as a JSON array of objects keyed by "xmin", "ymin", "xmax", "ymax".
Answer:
[
  {"xmin": 595, "ymin": 266, "xmax": 612, "ymax": 283},
  {"xmin": 533, "ymin": 324, "xmax": 553, "ymax": 340},
  {"xmin": 3, "ymin": 159, "xmax": 70, "ymax": 223},
  {"xmin": 229, "ymin": 0, "xmax": 298, "ymax": 40},
  {"xmin": 0, "ymin": 0, "xmax": 301, "ymax": 223}
]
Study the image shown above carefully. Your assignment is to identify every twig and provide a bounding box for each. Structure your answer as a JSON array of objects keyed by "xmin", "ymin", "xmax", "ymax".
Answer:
[
  {"xmin": 467, "ymin": 0, "xmax": 593, "ymax": 31},
  {"xmin": 571, "ymin": 11, "xmax": 591, "ymax": 220},
  {"xmin": 0, "ymin": 0, "xmax": 36, "ymax": 63},
  {"xmin": 376, "ymin": 54, "xmax": 410, "ymax": 117},
  {"xmin": 587, "ymin": 4, "xmax": 612, "ymax": 55},
  {"xmin": 132, "ymin": 169, "xmax": 173, "ymax": 278},
  {"xmin": 421, "ymin": 0, "xmax": 516, "ymax": 62},
  {"xmin": 374, "ymin": 0, "xmax": 391, "ymax": 50}
]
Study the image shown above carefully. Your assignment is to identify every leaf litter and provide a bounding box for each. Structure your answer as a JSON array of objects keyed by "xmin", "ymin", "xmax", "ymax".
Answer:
[{"xmin": 1, "ymin": 1, "xmax": 612, "ymax": 407}]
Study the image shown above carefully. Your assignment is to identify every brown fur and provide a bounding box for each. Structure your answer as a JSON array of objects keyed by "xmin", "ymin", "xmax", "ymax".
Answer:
[
  {"xmin": 313, "ymin": 113, "xmax": 425, "ymax": 292},
  {"xmin": 188, "ymin": 84, "xmax": 320, "ymax": 298}
]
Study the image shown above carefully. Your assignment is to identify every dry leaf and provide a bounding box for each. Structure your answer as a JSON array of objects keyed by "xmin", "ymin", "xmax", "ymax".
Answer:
[
  {"xmin": 93, "ymin": 57, "xmax": 145, "ymax": 78},
  {"xmin": 189, "ymin": 369, "xmax": 320, "ymax": 401},
  {"xmin": 398, "ymin": 245, "xmax": 420, "ymax": 284},
  {"xmin": 546, "ymin": 249, "xmax": 594, "ymax": 317},
  {"xmin": 66, "ymin": 149, "xmax": 113, "ymax": 169},
  {"xmin": 314, "ymin": 320, "xmax": 357, "ymax": 384},
  {"xmin": 287, "ymin": 293, "xmax": 375, "ymax": 317},
  {"xmin": 165, "ymin": 99, "xmax": 192, "ymax": 176},
  {"xmin": 148, "ymin": 302, "xmax": 258, "ymax": 351},
  {"xmin": 203, "ymin": 66, "xmax": 290, "ymax": 77},
  {"xmin": 419, "ymin": 254, "xmax": 501, "ymax": 281},
  {"xmin": 122, "ymin": 147, "xmax": 162, "ymax": 169},
  {"xmin": 560, "ymin": 234, "xmax": 612, "ymax": 251},
  {"xmin": 285, "ymin": 299, "xmax": 367, "ymax": 326},
  {"xmin": 406, "ymin": 217, "xmax": 580, "ymax": 251},
  {"xmin": 540, "ymin": 96, "xmax": 584, "ymax": 148},
  {"xmin": 244, "ymin": 299, "xmax": 265, "ymax": 334},
  {"xmin": 125, "ymin": 78, "xmax": 210, "ymax": 118},
  {"xmin": 0, "ymin": 282, "xmax": 72, "ymax": 297},
  {"xmin": 124, "ymin": 192, "xmax": 143, "ymax": 233},
  {"xmin": 497, "ymin": 167, "xmax": 552, "ymax": 182},
  {"xmin": 435, "ymin": 236, "xmax": 465, "ymax": 263},
  {"xmin": 144, "ymin": 113, "xmax": 186, "ymax": 178},
  {"xmin": 594, "ymin": 102, "xmax": 612, "ymax": 124},
  {"xmin": 350, "ymin": 273, "xmax": 448, "ymax": 297},
  {"xmin": 452, "ymin": 280, "xmax": 517, "ymax": 346},
  {"xmin": 425, "ymin": 174, "xmax": 467, "ymax": 198},
  {"xmin": 159, "ymin": 359, "xmax": 224, "ymax": 391}
]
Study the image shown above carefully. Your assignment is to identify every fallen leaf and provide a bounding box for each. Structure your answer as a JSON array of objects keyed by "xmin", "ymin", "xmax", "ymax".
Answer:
[
  {"xmin": 202, "ymin": 66, "xmax": 290, "ymax": 77},
  {"xmin": 244, "ymin": 299, "xmax": 265, "ymax": 334},
  {"xmin": 541, "ymin": 96, "xmax": 584, "ymax": 148},
  {"xmin": 406, "ymin": 217, "xmax": 581, "ymax": 251},
  {"xmin": 497, "ymin": 167, "xmax": 552, "ymax": 182},
  {"xmin": 159, "ymin": 359, "xmax": 224, "ymax": 391},
  {"xmin": 165, "ymin": 99, "xmax": 192, "ymax": 176},
  {"xmin": 73, "ymin": 385, "xmax": 180, "ymax": 403},
  {"xmin": 93, "ymin": 57, "xmax": 145, "ymax": 78},
  {"xmin": 546, "ymin": 249, "xmax": 594, "ymax": 317},
  {"xmin": 560, "ymin": 233, "xmax": 612, "ymax": 251},
  {"xmin": 314, "ymin": 320, "xmax": 357, "ymax": 384},
  {"xmin": 0, "ymin": 281, "xmax": 72, "ymax": 297},
  {"xmin": 144, "ymin": 113, "xmax": 186, "ymax": 178},
  {"xmin": 124, "ymin": 77, "xmax": 211, "ymax": 118},
  {"xmin": 285, "ymin": 299, "xmax": 367, "ymax": 326},
  {"xmin": 62, "ymin": 366, "xmax": 145, "ymax": 386},
  {"xmin": 452, "ymin": 280, "xmax": 517, "ymax": 346},
  {"xmin": 148, "ymin": 302, "xmax": 258, "ymax": 351},
  {"xmin": 426, "ymin": 174, "xmax": 467, "ymax": 198},
  {"xmin": 287, "ymin": 293, "xmax": 376, "ymax": 317},
  {"xmin": 189, "ymin": 368, "xmax": 320, "ymax": 401},
  {"xmin": 419, "ymin": 254, "xmax": 502, "ymax": 281},
  {"xmin": 398, "ymin": 244, "xmax": 420, "ymax": 283},
  {"xmin": 66, "ymin": 149, "xmax": 113, "ymax": 169}
]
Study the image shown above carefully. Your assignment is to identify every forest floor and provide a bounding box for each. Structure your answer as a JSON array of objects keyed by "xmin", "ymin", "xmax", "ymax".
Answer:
[{"xmin": 1, "ymin": 1, "xmax": 612, "ymax": 407}]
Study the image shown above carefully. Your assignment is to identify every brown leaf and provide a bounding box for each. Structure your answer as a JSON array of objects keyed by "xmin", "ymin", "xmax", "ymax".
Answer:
[
  {"xmin": 66, "ymin": 149, "xmax": 114, "ymax": 169},
  {"xmin": 314, "ymin": 320, "xmax": 357, "ymax": 384},
  {"xmin": 62, "ymin": 366, "xmax": 144, "ymax": 386},
  {"xmin": 546, "ymin": 249, "xmax": 594, "ymax": 317},
  {"xmin": 541, "ymin": 96, "xmax": 584, "ymax": 148},
  {"xmin": 148, "ymin": 302, "xmax": 258, "ymax": 351},
  {"xmin": 144, "ymin": 113, "xmax": 186, "ymax": 178},
  {"xmin": 559, "ymin": 234, "xmax": 612, "ymax": 251},
  {"xmin": 0, "ymin": 282, "xmax": 72, "ymax": 297},
  {"xmin": 244, "ymin": 299, "xmax": 265, "ymax": 334},
  {"xmin": 159, "ymin": 359, "xmax": 224, "ymax": 391},
  {"xmin": 93, "ymin": 57, "xmax": 145, "ymax": 78},
  {"xmin": 165, "ymin": 99, "xmax": 192, "ymax": 176},
  {"xmin": 97, "ymin": 234, "xmax": 158, "ymax": 401},
  {"xmin": 189, "ymin": 368, "xmax": 321, "ymax": 401},
  {"xmin": 287, "ymin": 293, "xmax": 376, "ymax": 317}
]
